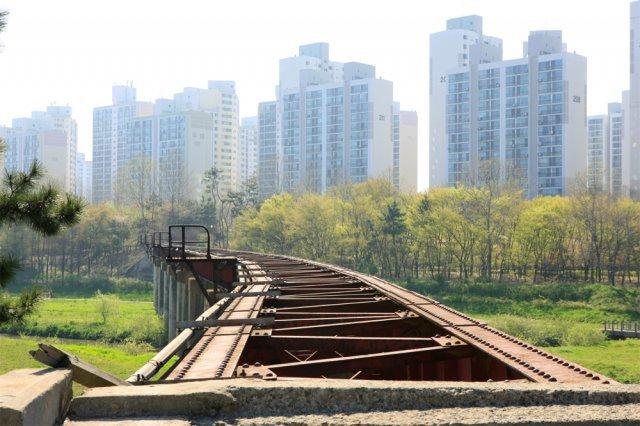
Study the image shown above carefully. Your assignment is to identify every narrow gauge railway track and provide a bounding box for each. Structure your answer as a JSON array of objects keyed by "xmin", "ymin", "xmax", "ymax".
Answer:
[{"xmin": 136, "ymin": 227, "xmax": 616, "ymax": 385}]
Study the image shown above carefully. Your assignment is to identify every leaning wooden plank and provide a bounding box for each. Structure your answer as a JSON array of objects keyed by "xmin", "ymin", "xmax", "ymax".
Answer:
[{"xmin": 30, "ymin": 343, "xmax": 131, "ymax": 387}]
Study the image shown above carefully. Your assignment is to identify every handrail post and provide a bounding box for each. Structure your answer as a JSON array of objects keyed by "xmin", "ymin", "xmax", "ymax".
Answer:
[
  {"xmin": 206, "ymin": 226, "xmax": 211, "ymax": 259},
  {"xmin": 181, "ymin": 225, "xmax": 186, "ymax": 259}
]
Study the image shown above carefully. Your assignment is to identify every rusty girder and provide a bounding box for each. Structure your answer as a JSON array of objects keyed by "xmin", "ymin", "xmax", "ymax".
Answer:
[{"xmin": 141, "ymin": 229, "xmax": 615, "ymax": 385}]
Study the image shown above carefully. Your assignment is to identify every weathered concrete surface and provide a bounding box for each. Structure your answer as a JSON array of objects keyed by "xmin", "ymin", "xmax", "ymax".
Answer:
[
  {"xmin": 211, "ymin": 404, "xmax": 640, "ymax": 425},
  {"xmin": 0, "ymin": 368, "xmax": 72, "ymax": 425},
  {"xmin": 66, "ymin": 419, "xmax": 190, "ymax": 426},
  {"xmin": 68, "ymin": 378, "xmax": 640, "ymax": 424}
]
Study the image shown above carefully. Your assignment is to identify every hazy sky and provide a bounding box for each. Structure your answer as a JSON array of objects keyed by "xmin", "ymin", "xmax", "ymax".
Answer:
[{"xmin": 0, "ymin": 0, "xmax": 630, "ymax": 189}]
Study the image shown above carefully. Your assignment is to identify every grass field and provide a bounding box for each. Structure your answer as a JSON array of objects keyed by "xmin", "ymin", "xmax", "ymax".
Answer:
[
  {"xmin": 400, "ymin": 278, "xmax": 640, "ymax": 383},
  {"xmin": 1, "ymin": 278, "xmax": 637, "ymax": 386},
  {"xmin": 0, "ymin": 296, "xmax": 165, "ymax": 346},
  {"xmin": 402, "ymin": 279, "xmax": 640, "ymax": 323},
  {"xmin": 544, "ymin": 340, "xmax": 640, "ymax": 384},
  {"xmin": 0, "ymin": 335, "xmax": 178, "ymax": 395}
]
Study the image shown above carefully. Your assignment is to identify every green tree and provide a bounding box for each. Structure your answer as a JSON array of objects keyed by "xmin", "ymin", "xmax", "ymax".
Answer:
[
  {"xmin": 0, "ymin": 159, "xmax": 84, "ymax": 322},
  {"xmin": 379, "ymin": 200, "xmax": 408, "ymax": 278},
  {"xmin": 115, "ymin": 155, "xmax": 155, "ymax": 232}
]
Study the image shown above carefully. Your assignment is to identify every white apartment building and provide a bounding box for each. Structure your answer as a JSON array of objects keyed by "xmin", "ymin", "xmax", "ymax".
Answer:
[
  {"xmin": 259, "ymin": 43, "xmax": 414, "ymax": 198},
  {"xmin": 587, "ymin": 115, "xmax": 608, "ymax": 192},
  {"xmin": 608, "ymin": 101, "xmax": 628, "ymax": 196},
  {"xmin": 113, "ymin": 81, "xmax": 239, "ymax": 203},
  {"xmin": 429, "ymin": 16, "xmax": 503, "ymax": 188},
  {"xmin": 171, "ymin": 81, "xmax": 241, "ymax": 195},
  {"xmin": 439, "ymin": 26, "xmax": 587, "ymax": 197},
  {"xmin": 258, "ymin": 101, "xmax": 278, "ymax": 199},
  {"xmin": 122, "ymin": 111, "xmax": 214, "ymax": 203},
  {"xmin": 239, "ymin": 116, "xmax": 258, "ymax": 186},
  {"xmin": 38, "ymin": 106, "xmax": 77, "ymax": 193},
  {"xmin": 392, "ymin": 106, "xmax": 419, "ymax": 193},
  {"xmin": 1, "ymin": 106, "xmax": 78, "ymax": 192},
  {"xmin": 92, "ymin": 85, "xmax": 153, "ymax": 204},
  {"xmin": 587, "ymin": 96, "xmax": 631, "ymax": 197},
  {"xmin": 76, "ymin": 152, "xmax": 92, "ymax": 202},
  {"xmin": 629, "ymin": 1, "xmax": 640, "ymax": 198}
]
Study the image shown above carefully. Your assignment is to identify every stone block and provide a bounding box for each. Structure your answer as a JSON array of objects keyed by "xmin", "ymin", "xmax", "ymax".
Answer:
[{"xmin": 0, "ymin": 368, "xmax": 72, "ymax": 425}]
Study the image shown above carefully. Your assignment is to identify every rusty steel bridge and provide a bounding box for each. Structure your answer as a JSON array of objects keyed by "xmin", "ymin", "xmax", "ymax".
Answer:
[{"xmin": 128, "ymin": 225, "xmax": 615, "ymax": 386}]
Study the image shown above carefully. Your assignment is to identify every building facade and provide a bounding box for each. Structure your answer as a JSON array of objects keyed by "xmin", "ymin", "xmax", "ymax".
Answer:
[
  {"xmin": 587, "ymin": 115, "xmax": 608, "ymax": 192},
  {"xmin": 439, "ymin": 27, "xmax": 587, "ymax": 197},
  {"xmin": 258, "ymin": 43, "xmax": 414, "ymax": 198},
  {"xmin": 92, "ymin": 85, "xmax": 153, "ymax": 204},
  {"xmin": 608, "ymin": 102, "xmax": 627, "ymax": 196},
  {"xmin": 76, "ymin": 152, "xmax": 93, "ymax": 202},
  {"xmin": 239, "ymin": 116, "xmax": 258, "ymax": 187},
  {"xmin": 429, "ymin": 16, "xmax": 503, "ymax": 189},
  {"xmin": 258, "ymin": 102, "xmax": 278, "ymax": 199},
  {"xmin": 170, "ymin": 81, "xmax": 240, "ymax": 195},
  {"xmin": 96, "ymin": 82, "xmax": 239, "ymax": 205},
  {"xmin": 1, "ymin": 106, "xmax": 78, "ymax": 192},
  {"xmin": 630, "ymin": 1, "xmax": 640, "ymax": 198}
]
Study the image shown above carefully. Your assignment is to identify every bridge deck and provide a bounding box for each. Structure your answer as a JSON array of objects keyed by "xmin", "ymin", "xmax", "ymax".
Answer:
[{"xmin": 141, "ymin": 231, "xmax": 615, "ymax": 384}]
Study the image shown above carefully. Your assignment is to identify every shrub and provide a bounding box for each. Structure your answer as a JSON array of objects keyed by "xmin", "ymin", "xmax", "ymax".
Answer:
[
  {"xmin": 128, "ymin": 316, "xmax": 165, "ymax": 347},
  {"xmin": 95, "ymin": 291, "xmax": 120, "ymax": 324},
  {"xmin": 562, "ymin": 323, "xmax": 606, "ymax": 346}
]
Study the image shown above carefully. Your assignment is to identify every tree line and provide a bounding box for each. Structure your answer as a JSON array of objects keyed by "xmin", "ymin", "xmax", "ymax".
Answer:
[
  {"xmin": 0, "ymin": 168, "xmax": 259, "ymax": 286},
  {"xmin": 6, "ymin": 170, "xmax": 640, "ymax": 288},
  {"xmin": 232, "ymin": 178, "xmax": 640, "ymax": 286}
]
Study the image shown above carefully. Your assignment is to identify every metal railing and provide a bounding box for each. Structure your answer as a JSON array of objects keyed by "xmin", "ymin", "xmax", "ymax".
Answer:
[
  {"xmin": 167, "ymin": 225, "xmax": 211, "ymax": 260},
  {"xmin": 603, "ymin": 321, "xmax": 640, "ymax": 338}
]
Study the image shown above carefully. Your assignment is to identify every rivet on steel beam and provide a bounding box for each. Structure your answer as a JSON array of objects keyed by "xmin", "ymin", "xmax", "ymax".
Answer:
[
  {"xmin": 254, "ymin": 362, "xmax": 262, "ymax": 367},
  {"xmin": 549, "ymin": 377, "xmax": 557, "ymax": 382}
]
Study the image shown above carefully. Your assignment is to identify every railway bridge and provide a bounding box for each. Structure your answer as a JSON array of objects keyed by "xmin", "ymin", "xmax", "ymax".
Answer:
[{"xmin": 3, "ymin": 224, "xmax": 640, "ymax": 425}]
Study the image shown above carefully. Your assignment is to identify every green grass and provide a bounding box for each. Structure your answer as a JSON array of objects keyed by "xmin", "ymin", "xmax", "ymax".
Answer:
[
  {"xmin": 544, "ymin": 340, "xmax": 640, "ymax": 384},
  {"xmin": 0, "ymin": 335, "xmax": 177, "ymax": 395},
  {"xmin": 401, "ymin": 279, "xmax": 640, "ymax": 323},
  {"xmin": 0, "ymin": 296, "xmax": 165, "ymax": 346},
  {"xmin": 7, "ymin": 276, "xmax": 154, "ymax": 302},
  {"xmin": 400, "ymin": 278, "xmax": 640, "ymax": 384}
]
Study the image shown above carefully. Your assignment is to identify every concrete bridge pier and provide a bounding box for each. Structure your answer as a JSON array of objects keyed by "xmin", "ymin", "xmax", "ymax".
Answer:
[
  {"xmin": 176, "ymin": 270, "xmax": 191, "ymax": 325},
  {"xmin": 152, "ymin": 260, "xmax": 161, "ymax": 314},
  {"xmin": 152, "ymin": 262, "xmax": 211, "ymax": 341},
  {"xmin": 167, "ymin": 271, "xmax": 177, "ymax": 341},
  {"xmin": 163, "ymin": 263, "xmax": 170, "ymax": 318},
  {"xmin": 187, "ymin": 278, "xmax": 203, "ymax": 321}
]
